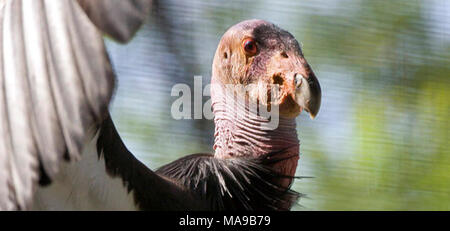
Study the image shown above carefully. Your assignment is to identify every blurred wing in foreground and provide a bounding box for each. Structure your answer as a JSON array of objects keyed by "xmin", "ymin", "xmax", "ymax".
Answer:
[
  {"xmin": 0, "ymin": 0, "xmax": 151, "ymax": 210},
  {"xmin": 76, "ymin": 0, "xmax": 152, "ymax": 43}
]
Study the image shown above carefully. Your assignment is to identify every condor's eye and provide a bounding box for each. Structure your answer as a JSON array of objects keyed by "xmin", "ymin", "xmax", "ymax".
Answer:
[{"xmin": 243, "ymin": 38, "xmax": 258, "ymax": 56}]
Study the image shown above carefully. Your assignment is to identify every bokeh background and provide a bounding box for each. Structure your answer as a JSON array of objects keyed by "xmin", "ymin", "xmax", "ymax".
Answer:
[{"xmin": 104, "ymin": 0, "xmax": 450, "ymax": 210}]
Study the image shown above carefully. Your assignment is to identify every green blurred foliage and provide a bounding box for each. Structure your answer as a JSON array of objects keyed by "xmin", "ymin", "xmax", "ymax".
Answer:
[{"xmin": 291, "ymin": 0, "xmax": 450, "ymax": 210}]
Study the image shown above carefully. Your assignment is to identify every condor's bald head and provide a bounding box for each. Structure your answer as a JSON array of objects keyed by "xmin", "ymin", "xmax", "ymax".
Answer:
[{"xmin": 212, "ymin": 19, "xmax": 321, "ymax": 119}]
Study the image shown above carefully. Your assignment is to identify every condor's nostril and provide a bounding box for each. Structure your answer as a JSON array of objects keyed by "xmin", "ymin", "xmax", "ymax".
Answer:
[{"xmin": 272, "ymin": 74, "xmax": 284, "ymax": 86}]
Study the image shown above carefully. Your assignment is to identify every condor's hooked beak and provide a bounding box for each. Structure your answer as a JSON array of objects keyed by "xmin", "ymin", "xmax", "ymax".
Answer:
[
  {"xmin": 294, "ymin": 71, "xmax": 321, "ymax": 119},
  {"xmin": 272, "ymin": 51, "xmax": 321, "ymax": 119}
]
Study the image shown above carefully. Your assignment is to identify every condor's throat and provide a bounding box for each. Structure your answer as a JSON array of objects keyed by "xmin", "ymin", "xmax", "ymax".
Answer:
[{"xmin": 210, "ymin": 80, "xmax": 300, "ymax": 188}]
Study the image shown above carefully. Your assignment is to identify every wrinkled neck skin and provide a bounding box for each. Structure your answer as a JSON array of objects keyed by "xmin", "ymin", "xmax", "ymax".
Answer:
[{"xmin": 211, "ymin": 78, "xmax": 300, "ymax": 184}]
